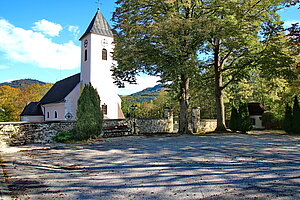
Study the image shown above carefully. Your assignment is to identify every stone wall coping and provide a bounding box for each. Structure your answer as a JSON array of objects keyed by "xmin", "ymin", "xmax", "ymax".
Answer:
[
  {"xmin": 137, "ymin": 118, "xmax": 165, "ymax": 120},
  {"xmin": 200, "ymin": 119, "xmax": 217, "ymax": 122},
  {"xmin": 0, "ymin": 121, "xmax": 76, "ymax": 125}
]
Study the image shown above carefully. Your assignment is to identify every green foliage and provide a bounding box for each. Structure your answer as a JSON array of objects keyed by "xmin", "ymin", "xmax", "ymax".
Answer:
[
  {"xmin": 229, "ymin": 101, "xmax": 252, "ymax": 133},
  {"xmin": 0, "ymin": 81, "xmax": 52, "ymax": 122},
  {"xmin": 0, "ymin": 105, "xmax": 14, "ymax": 122},
  {"xmin": 283, "ymin": 96, "xmax": 300, "ymax": 134},
  {"xmin": 283, "ymin": 104, "xmax": 293, "ymax": 133},
  {"xmin": 112, "ymin": 0, "xmax": 296, "ymax": 132},
  {"xmin": 238, "ymin": 102, "xmax": 253, "ymax": 133},
  {"xmin": 53, "ymin": 130, "xmax": 74, "ymax": 143},
  {"xmin": 292, "ymin": 96, "xmax": 300, "ymax": 133},
  {"xmin": 229, "ymin": 106, "xmax": 239, "ymax": 132},
  {"xmin": 75, "ymin": 83, "xmax": 103, "ymax": 140},
  {"xmin": 122, "ymin": 89, "xmax": 178, "ymax": 118}
]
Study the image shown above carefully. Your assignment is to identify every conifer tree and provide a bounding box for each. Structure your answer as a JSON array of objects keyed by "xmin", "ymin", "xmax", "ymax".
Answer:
[
  {"xmin": 76, "ymin": 83, "xmax": 103, "ymax": 140},
  {"xmin": 229, "ymin": 106, "xmax": 239, "ymax": 132},
  {"xmin": 238, "ymin": 101, "xmax": 253, "ymax": 133},
  {"xmin": 283, "ymin": 103, "xmax": 293, "ymax": 133},
  {"xmin": 292, "ymin": 96, "xmax": 300, "ymax": 134}
]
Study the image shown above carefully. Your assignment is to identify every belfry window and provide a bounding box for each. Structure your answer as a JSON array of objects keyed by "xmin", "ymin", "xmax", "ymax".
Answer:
[
  {"xmin": 102, "ymin": 104, "xmax": 108, "ymax": 115},
  {"xmin": 102, "ymin": 48, "xmax": 107, "ymax": 60},
  {"xmin": 54, "ymin": 111, "xmax": 58, "ymax": 119},
  {"xmin": 85, "ymin": 49, "xmax": 88, "ymax": 61}
]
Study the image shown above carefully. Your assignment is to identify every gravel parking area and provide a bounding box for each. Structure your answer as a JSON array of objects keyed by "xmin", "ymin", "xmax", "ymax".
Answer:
[{"xmin": 1, "ymin": 132, "xmax": 300, "ymax": 200}]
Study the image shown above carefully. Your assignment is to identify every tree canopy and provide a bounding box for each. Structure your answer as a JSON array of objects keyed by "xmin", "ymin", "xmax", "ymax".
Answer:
[{"xmin": 112, "ymin": 0, "xmax": 297, "ymax": 133}]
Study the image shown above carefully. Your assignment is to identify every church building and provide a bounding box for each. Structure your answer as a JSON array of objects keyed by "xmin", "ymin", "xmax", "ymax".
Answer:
[{"xmin": 20, "ymin": 9, "xmax": 124, "ymax": 122}]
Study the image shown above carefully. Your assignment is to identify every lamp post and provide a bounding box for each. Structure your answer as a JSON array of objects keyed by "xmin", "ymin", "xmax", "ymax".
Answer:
[{"xmin": 131, "ymin": 104, "xmax": 138, "ymax": 135}]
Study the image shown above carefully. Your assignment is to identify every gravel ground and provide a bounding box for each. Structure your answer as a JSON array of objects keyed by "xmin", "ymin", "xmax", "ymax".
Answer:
[{"xmin": 1, "ymin": 132, "xmax": 300, "ymax": 200}]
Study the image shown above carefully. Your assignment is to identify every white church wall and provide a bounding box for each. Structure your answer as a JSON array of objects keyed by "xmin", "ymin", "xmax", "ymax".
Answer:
[
  {"xmin": 43, "ymin": 103, "xmax": 65, "ymax": 121},
  {"xmin": 80, "ymin": 32, "xmax": 122, "ymax": 119},
  {"xmin": 250, "ymin": 115, "xmax": 265, "ymax": 129},
  {"xmin": 65, "ymin": 83, "xmax": 81, "ymax": 121},
  {"xmin": 20, "ymin": 116, "xmax": 44, "ymax": 122},
  {"xmin": 90, "ymin": 34, "xmax": 120, "ymax": 119},
  {"xmin": 81, "ymin": 34, "xmax": 92, "ymax": 86}
]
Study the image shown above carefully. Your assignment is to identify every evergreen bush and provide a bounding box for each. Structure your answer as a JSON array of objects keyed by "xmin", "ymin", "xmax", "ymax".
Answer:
[
  {"xmin": 75, "ymin": 83, "xmax": 103, "ymax": 140},
  {"xmin": 229, "ymin": 106, "xmax": 239, "ymax": 132},
  {"xmin": 238, "ymin": 101, "xmax": 253, "ymax": 133},
  {"xmin": 292, "ymin": 96, "xmax": 300, "ymax": 134},
  {"xmin": 283, "ymin": 104, "xmax": 293, "ymax": 133},
  {"xmin": 229, "ymin": 101, "xmax": 252, "ymax": 133}
]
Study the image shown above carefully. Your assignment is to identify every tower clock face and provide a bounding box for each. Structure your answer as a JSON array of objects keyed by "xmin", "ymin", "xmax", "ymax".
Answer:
[
  {"xmin": 84, "ymin": 39, "xmax": 88, "ymax": 48},
  {"xmin": 101, "ymin": 39, "xmax": 108, "ymax": 47}
]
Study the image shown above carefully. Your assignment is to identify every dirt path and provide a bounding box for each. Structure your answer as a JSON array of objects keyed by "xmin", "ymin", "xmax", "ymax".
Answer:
[{"xmin": 1, "ymin": 133, "xmax": 300, "ymax": 199}]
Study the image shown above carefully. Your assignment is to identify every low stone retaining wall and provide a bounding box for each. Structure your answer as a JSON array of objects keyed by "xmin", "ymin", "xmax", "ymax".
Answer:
[
  {"xmin": 0, "ymin": 117, "xmax": 217, "ymax": 146},
  {"xmin": 136, "ymin": 118, "xmax": 173, "ymax": 134},
  {"xmin": 0, "ymin": 121, "xmax": 75, "ymax": 147}
]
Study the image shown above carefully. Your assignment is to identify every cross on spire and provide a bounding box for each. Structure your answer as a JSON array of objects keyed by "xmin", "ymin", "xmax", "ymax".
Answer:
[{"xmin": 96, "ymin": 0, "xmax": 102, "ymax": 10}]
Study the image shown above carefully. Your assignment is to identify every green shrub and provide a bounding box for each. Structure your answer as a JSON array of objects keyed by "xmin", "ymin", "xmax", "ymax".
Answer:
[
  {"xmin": 283, "ymin": 104, "xmax": 293, "ymax": 133},
  {"xmin": 75, "ymin": 83, "xmax": 103, "ymax": 140},
  {"xmin": 229, "ymin": 106, "xmax": 239, "ymax": 132},
  {"xmin": 229, "ymin": 101, "xmax": 252, "ymax": 133},
  {"xmin": 283, "ymin": 96, "xmax": 300, "ymax": 134},
  {"xmin": 53, "ymin": 130, "xmax": 74, "ymax": 143},
  {"xmin": 238, "ymin": 101, "xmax": 252, "ymax": 133},
  {"xmin": 292, "ymin": 96, "xmax": 300, "ymax": 134}
]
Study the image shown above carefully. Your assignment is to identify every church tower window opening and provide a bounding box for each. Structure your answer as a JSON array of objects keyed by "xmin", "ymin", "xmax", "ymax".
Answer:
[
  {"xmin": 102, "ymin": 48, "xmax": 107, "ymax": 60},
  {"xmin": 54, "ymin": 111, "xmax": 58, "ymax": 119},
  {"xmin": 85, "ymin": 49, "xmax": 88, "ymax": 61},
  {"xmin": 102, "ymin": 104, "xmax": 108, "ymax": 115}
]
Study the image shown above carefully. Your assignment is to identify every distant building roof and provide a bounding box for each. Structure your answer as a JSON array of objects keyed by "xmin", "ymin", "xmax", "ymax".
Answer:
[
  {"xmin": 248, "ymin": 102, "xmax": 265, "ymax": 115},
  {"xmin": 20, "ymin": 102, "xmax": 43, "ymax": 116},
  {"xmin": 79, "ymin": 9, "xmax": 113, "ymax": 40},
  {"xmin": 39, "ymin": 73, "xmax": 80, "ymax": 105}
]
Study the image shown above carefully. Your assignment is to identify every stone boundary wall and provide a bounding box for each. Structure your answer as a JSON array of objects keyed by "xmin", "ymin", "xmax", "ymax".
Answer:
[
  {"xmin": 136, "ymin": 118, "xmax": 173, "ymax": 134},
  {"xmin": 0, "ymin": 117, "xmax": 217, "ymax": 147}
]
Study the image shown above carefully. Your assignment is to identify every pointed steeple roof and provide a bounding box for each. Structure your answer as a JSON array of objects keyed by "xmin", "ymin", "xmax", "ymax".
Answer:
[{"xmin": 79, "ymin": 9, "xmax": 113, "ymax": 40}]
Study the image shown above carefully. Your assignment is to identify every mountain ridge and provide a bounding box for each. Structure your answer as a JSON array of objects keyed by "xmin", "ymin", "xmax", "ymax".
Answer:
[{"xmin": 0, "ymin": 79, "xmax": 47, "ymax": 90}]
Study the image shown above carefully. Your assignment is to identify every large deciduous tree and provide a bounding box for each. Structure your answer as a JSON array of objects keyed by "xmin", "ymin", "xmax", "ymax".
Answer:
[
  {"xmin": 112, "ymin": 0, "xmax": 296, "ymax": 133},
  {"xmin": 113, "ymin": 0, "xmax": 206, "ymax": 133}
]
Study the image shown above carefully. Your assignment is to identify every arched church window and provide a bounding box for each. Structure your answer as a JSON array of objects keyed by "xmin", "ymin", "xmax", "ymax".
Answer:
[
  {"xmin": 54, "ymin": 111, "xmax": 58, "ymax": 119},
  {"xmin": 85, "ymin": 49, "xmax": 88, "ymax": 61},
  {"xmin": 102, "ymin": 104, "xmax": 108, "ymax": 115},
  {"xmin": 102, "ymin": 48, "xmax": 107, "ymax": 60},
  {"xmin": 47, "ymin": 112, "xmax": 50, "ymax": 118}
]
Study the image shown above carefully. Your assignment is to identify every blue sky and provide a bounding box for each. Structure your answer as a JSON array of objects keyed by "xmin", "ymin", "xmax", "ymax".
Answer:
[{"xmin": 0, "ymin": 1, "xmax": 299, "ymax": 95}]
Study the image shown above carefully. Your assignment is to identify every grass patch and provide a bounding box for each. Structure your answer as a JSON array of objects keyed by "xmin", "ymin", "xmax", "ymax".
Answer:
[
  {"xmin": 53, "ymin": 130, "xmax": 75, "ymax": 143},
  {"xmin": 263, "ymin": 130, "xmax": 287, "ymax": 134},
  {"xmin": 53, "ymin": 130, "xmax": 104, "ymax": 144}
]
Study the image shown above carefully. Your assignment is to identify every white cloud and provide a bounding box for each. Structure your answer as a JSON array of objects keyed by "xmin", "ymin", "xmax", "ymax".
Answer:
[
  {"xmin": 68, "ymin": 25, "xmax": 80, "ymax": 39},
  {"xmin": 0, "ymin": 19, "xmax": 80, "ymax": 70},
  {"xmin": 118, "ymin": 74, "xmax": 160, "ymax": 95},
  {"xmin": 32, "ymin": 19, "xmax": 63, "ymax": 37},
  {"xmin": 0, "ymin": 65, "xmax": 9, "ymax": 69}
]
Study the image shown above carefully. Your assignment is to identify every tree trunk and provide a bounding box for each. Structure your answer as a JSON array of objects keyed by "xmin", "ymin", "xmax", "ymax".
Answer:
[
  {"xmin": 213, "ymin": 39, "xmax": 227, "ymax": 132},
  {"xmin": 179, "ymin": 74, "xmax": 191, "ymax": 134}
]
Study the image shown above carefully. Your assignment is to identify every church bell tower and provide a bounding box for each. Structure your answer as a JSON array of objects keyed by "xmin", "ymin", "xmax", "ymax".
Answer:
[{"xmin": 79, "ymin": 9, "xmax": 124, "ymax": 119}]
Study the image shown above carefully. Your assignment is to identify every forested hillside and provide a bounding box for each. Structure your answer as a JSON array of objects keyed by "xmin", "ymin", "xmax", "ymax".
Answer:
[
  {"xmin": 0, "ymin": 80, "xmax": 52, "ymax": 122},
  {"xmin": 126, "ymin": 84, "xmax": 164, "ymax": 103},
  {"xmin": 0, "ymin": 79, "xmax": 47, "ymax": 90}
]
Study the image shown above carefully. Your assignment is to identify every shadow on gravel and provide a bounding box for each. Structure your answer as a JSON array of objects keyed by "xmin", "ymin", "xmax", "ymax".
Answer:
[{"xmin": 2, "ymin": 133, "xmax": 300, "ymax": 199}]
